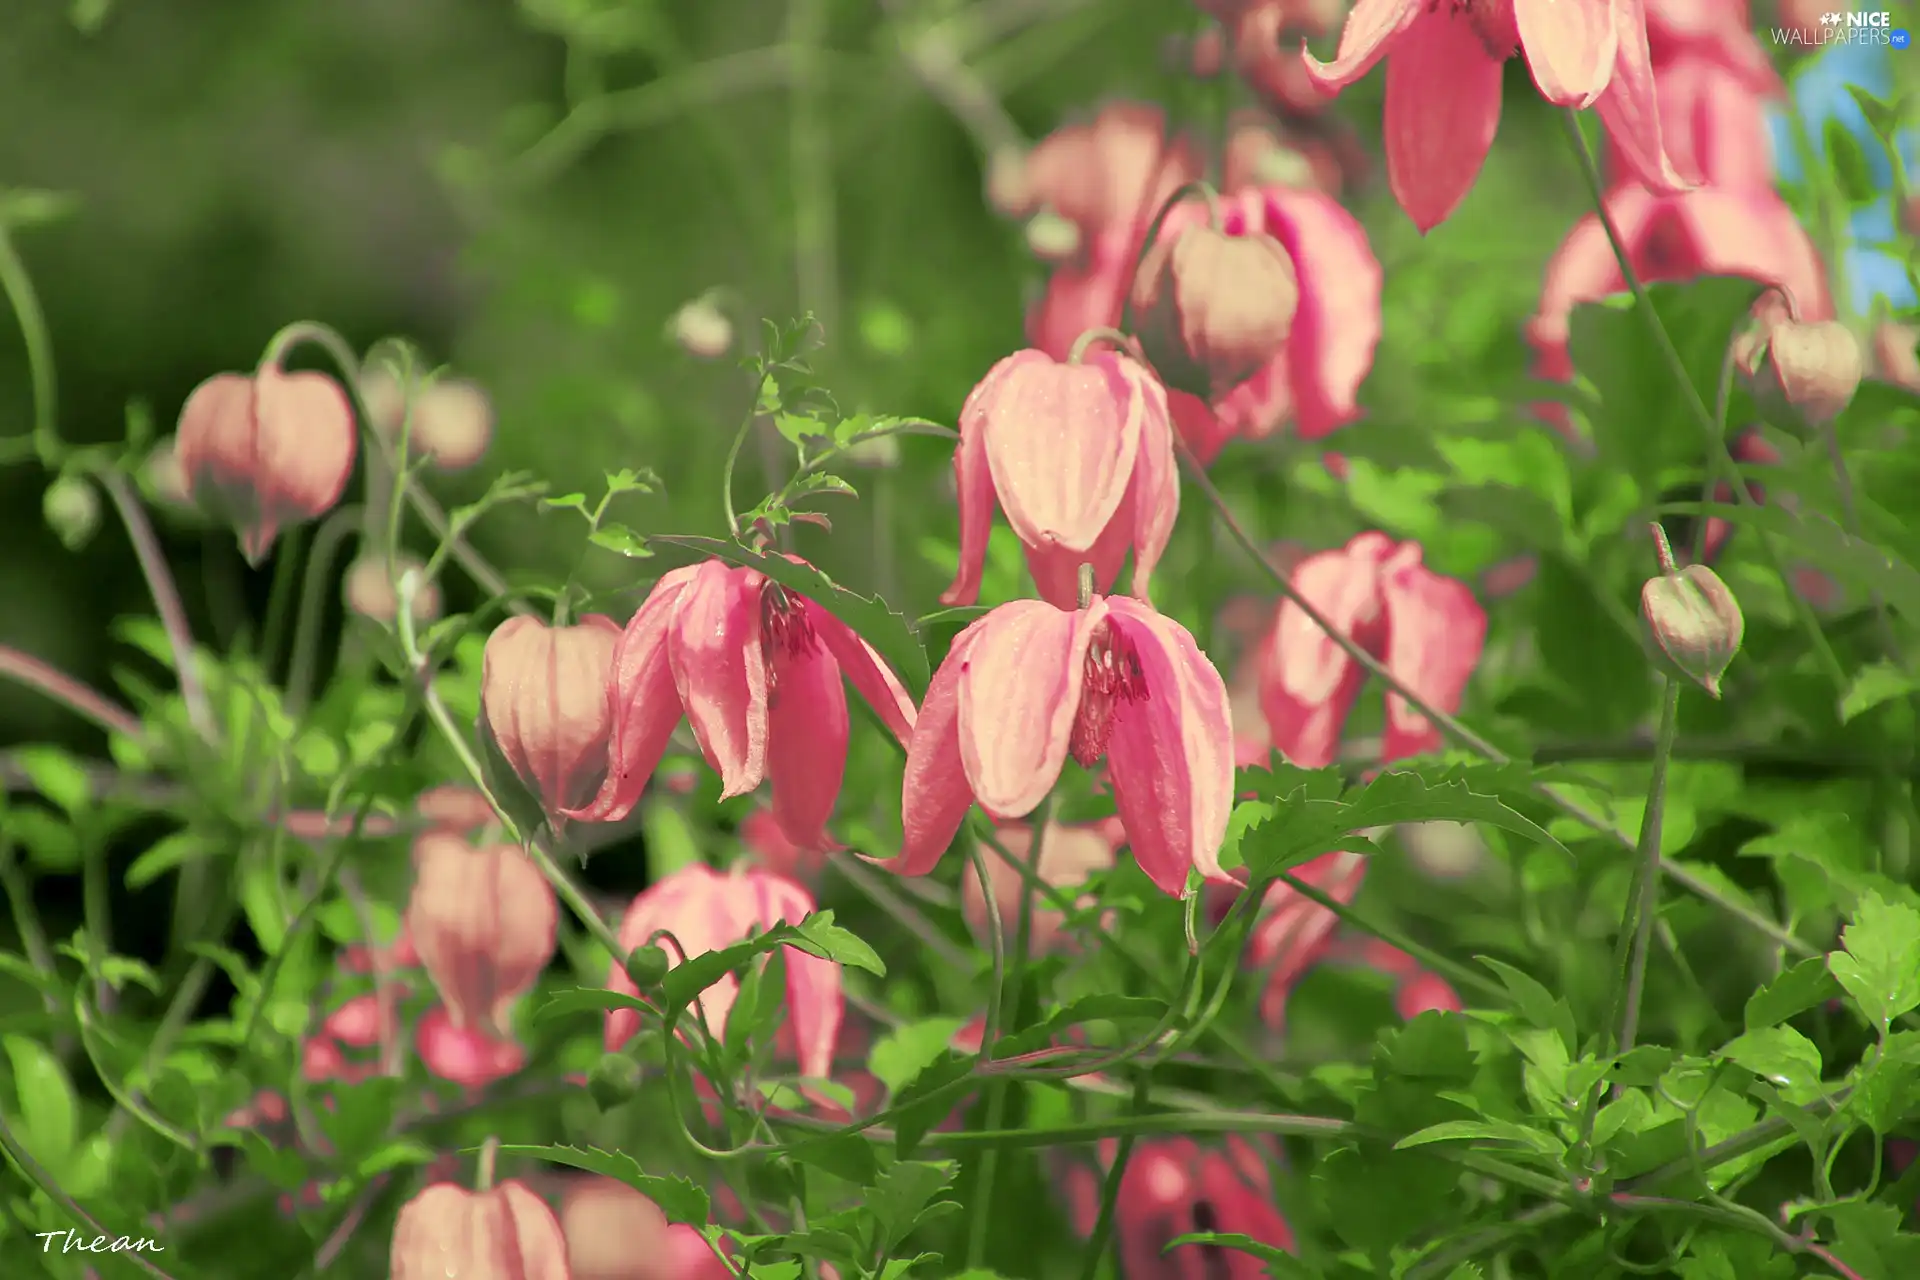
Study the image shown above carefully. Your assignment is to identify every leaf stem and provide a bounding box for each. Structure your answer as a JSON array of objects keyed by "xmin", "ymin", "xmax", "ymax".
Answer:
[
  {"xmin": 1077, "ymin": 1071, "xmax": 1153, "ymax": 1280},
  {"xmin": 0, "ymin": 223, "xmax": 61, "ymax": 467},
  {"xmin": 1616, "ymin": 677, "xmax": 1682, "ymax": 1060}
]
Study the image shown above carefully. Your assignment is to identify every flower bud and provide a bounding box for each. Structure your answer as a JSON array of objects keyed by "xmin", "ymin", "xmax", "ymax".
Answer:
[
  {"xmin": 1131, "ymin": 224, "xmax": 1299, "ymax": 400},
  {"xmin": 587, "ymin": 1050, "xmax": 644, "ymax": 1111},
  {"xmin": 416, "ymin": 784, "xmax": 498, "ymax": 836},
  {"xmin": 343, "ymin": 553, "xmax": 441, "ymax": 625},
  {"xmin": 391, "ymin": 1180, "xmax": 569, "ymax": 1280},
  {"xmin": 562, "ymin": 1178, "xmax": 731, "ymax": 1280},
  {"xmin": 478, "ymin": 614, "xmax": 621, "ymax": 829},
  {"xmin": 985, "ymin": 146, "xmax": 1034, "ymax": 219},
  {"xmin": 42, "ymin": 474, "xmax": 100, "ymax": 552},
  {"xmin": 672, "ymin": 299, "xmax": 732, "ymax": 360},
  {"xmin": 413, "ymin": 378, "xmax": 493, "ymax": 471},
  {"xmin": 176, "ymin": 364, "xmax": 358, "ymax": 564},
  {"xmin": 1747, "ymin": 318, "xmax": 1864, "ymax": 427},
  {"xmin": 405, "ymin": 834, "xmax": 558, "ymax": 1033},
  {"xmin": 624, "ymin": 943, "xmax": 671, "ymax": 991},
  {"xmin": 415, "ymin": 1004, "xmax": 529, "ymax": 1089},
  {"xmin": 1024, "ymin": 209, "xmax": 1081, "ymax": 263},
  {"xmin": 142, "ymin": 438, "xmax": 195, "ymax": 509},
  {"xmin": 1641, "ymin": 564, "xmax": 1744, "ymax": 697}
]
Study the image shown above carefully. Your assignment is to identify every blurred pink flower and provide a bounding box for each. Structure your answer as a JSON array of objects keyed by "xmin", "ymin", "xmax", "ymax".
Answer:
[
  {"xmin": 1255, "ymin": 532, "xmax": 1487, "ymax": 769},
  {"xmin": 604, "ymin": 863, "xmax": 843, "ymax": 1081},
  {"xmin": 1643, "ymin": 0, "xmax": 1777, "ymax": 86},
  {"xmin": 565, "ymin": 561, "xmax": 915, "ymax": 854},
  {"xmin": 942, "ymin": 348, "xmax": 1178, "ymax": 609},
  {"xmin": 415, "ymin": 1005, "xmax": 529, "ymax": 1089},
  {"xmin": 1301, "ymin": 0, "xmax": 1684, "ymax": 232},
  {"xmin": 993, "ymin": 102, "xmax": 1201, "ymax": 238},
  {"xmin": 894, "ymin": 596, "xmax": 1234, "ymax": 899},
  {"xmin": 1066, "ymin": 1135, "xmax": 1294, "ymax": 1279},
  {"xmin": 738, "ymin": 806, "xmax": 823, "ymax": 882},
  {"xmin": 405, "ymin": 835, "xmax": 558, "ymax": 1035},
  {"xmin": 1242, "ymin": 851, "xmax": 1367, "ymax": 1028},
  {"xmin": 561, "ymin": 1177, "xmax": 732, "ymax": 1280},
  {"xmin": 479, "ymin": 614, "xmax": 622, "ymax": 827},
  {"xmin": 390, "ymin": 1180, "xmax": 568, "ymax": 1280},
  {"xmin": 1610, "ymin": 52, "xmax": 1776, "ymax": 190},
  {"xmin": 960, "ymin": 817, "xmax": 1125, "ymax": 954}
]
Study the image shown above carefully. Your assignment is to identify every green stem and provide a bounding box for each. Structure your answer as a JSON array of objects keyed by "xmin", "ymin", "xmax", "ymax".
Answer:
[
  {"xmin": 285, "ymin": 504, "xmax": 362, "ymax": 716},
  {"xmin": 0, "ymin": 1111, "xmax": 181, "ymax": 1279},
  {"xmin": 1078, "ymin": 1071, "xmax": 1153, "ymax": 1280},
  {"xmin": 0, "ymin": 223, "xmax": 61, "ymax": 468},
  {"xmin": 1616, "ymin": 677, "xmax": 1682, "ymax": 1060},
  {"xmin": 0, "ymin": 837, "xmax": 57, "ymax": 1015}
]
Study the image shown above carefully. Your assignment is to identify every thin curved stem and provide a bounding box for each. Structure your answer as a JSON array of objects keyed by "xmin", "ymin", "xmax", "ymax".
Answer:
[
  {"xmin": 0, "ymin": 643, "xmax": 144, "ymax": 740},
  {"xmin": 0, "ymin": 224, "xmax": 61, "ymax": 467},
  {"xmin": 99, "ymin": 469, "xmax": 215, "ymax": 740},
  {"xmin": 1077, "ymin": 1071, "xmax": 1153, "ymax": 1280},
  {"xmin": 1616, "ymin": 677, "xmax": 1682, "ymax": 1059}
]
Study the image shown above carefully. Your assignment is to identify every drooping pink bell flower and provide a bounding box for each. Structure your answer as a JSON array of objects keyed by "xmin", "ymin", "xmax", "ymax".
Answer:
[
  {"xmin": 561, "ymin": 1178, "xmax": 732, "ymax": 1280},
  {"xmin": 895, "ymin": 595, "xmax": 1234, "ymax": 899},
  {"xmin": 415, "ymin": 1004, "xmax": 530, "ymax": 1089},
  {"xmin": 738, "ymin": 806, "xmax": 822, "ymax": 883},
  {"xmin": 479, "ymin": 615, "xmax": 622, "ymax": 827},
  {"xmin": 1300, "ymin": 0, "xmax": 1685, "ymax": 233},
  {"xmin": 993, "ymin": 102, "xmax": 1202, "ymax": 237},
  {"xmin": 390, "ymin": 1179, "xmax": 569, "ymax": 1280},
  {"xmin": 565, "ymin": 562, "xmax": 913, "ymax": 852},
  {"xmin": 1527, "ymin": 185, "xmax": 1833, "ymax": 383},
  {"xmin": 960, "ymin": 817, "xmax": 1124, "ymax": 954},
  {"xmin": 405, "ymin": 834, "xmax": 558, "ymax": 1034},
  {"xmin": 175, "ymin": 363, "xmax": 358, "ymax": 564},
  {"xmin": 942, "ymin": 349, "xmax": 1178, "ymax": 609},
  {"xmin": 604, "ymin": 863, "xmax": 843, "ymax": 1081},
  {"xmin": 1255, "ymin": 532, "xmax": 1487, "ymax": 770},
  {"xmin": 1065, "ymin": 1135, "xmax": 1294, "ymax": 1279}
]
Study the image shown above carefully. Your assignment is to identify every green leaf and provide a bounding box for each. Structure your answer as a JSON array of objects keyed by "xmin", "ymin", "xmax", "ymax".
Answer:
[
  {"xmin": 3, "ymin": 1033, "xmax": 78, "ymax": 1172},
  {"xmin": 776, "ymin": 411, "xmax": 831, "ymax": 444},
  {"xmin": 1844, "ymin": 86, "xmax": 1901, "ymax": 142},
  {"xmin": 542, "ymin": 492, "xmax": 589, "ymax": 512},
  {"xmin": 656, "ymin": 912, "xmax": 882, "ymax": 1022},
  {"xmin": 1316, "ymin": 1143, "xmax": 1452, "ymax": 1253},
  {"xmin": 1663, "ymin": 502, "xmax": 1920, "ymax": 629},
  {"xmin": 588, "ymin": 523, "xmax": 654, "ymax": 559},
  {"xmin": 491, "ymin": 1144, "xmax": 712, "ymax": 1224},
  {"xmin": 124, "ymin": 830, "xmax": 210, "ymax": 891},
  {"xmin": 651, "ymin": 536, "xmax": 929, "ymax": 696},
  {"xmin": 867, "ymin": 1159, "xmax": 958, "ymax": 1252},
  {"xmin": 1718, "ymin": 1026, "xmax": 1824, "ymax": 1104},
  {"xmin": 603, "ymin": 467, "xmax": 660, "ymax": 495},
  {"xmin": 1478, "ymin": 957, "xmax": 1578, "ymax": 1053},
  {"xmin": 1824, "ymin": 117, "xmax": 1876, "ymax": 204},
  {"xmin": 1161, "ymin": 1233, "xmax": 1313, "ymax": 1275},
  {"xmin": 1839, "ymin": 661, "xmax": 1920, "ymax": 723},
  {"xmin": 1829, "ymin": 891, "xmax": 1920, "ymax": 1031},
  {"xmin": 1745, "ymin": 957, "xmax": 1843, "ymax": 1030},
  {"xmin": 725, "ymin": 947, "xmax": 789, "ymax": 1063},
  {"xmin": 318, "ymin": 1076, "xmax": 403, "ymax": 1163},
  {"xmin": 1395, "ymin": 1118, "xmax": 1567, "ymax": 1156},
  {"xmin": 0, "ymin": 188, "xmax": 81, "ymax": 230},
  {"xmin": 868, "ymin": 1018, "xmax": 967, "ymax": 1094},
  {"xmin": 782, "ymin": 1130, "xmax": 879, "ymax": 1186},
  {"xmin": 534, "ymin": 987, "xmax": 653, "ymax": 1024},
  {"xmin": 792, "ymin": 912, "xmax": 886, "ymax": 977},
  {"xmin": 10, "ymin": 746, "xmax": 93, "ymax": 817}
]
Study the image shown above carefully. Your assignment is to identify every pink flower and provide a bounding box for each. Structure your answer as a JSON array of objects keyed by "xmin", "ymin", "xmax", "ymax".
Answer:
[
  {"xmin": 560, "ymin": 1178, "xmax": 732, "ymax": 1280},
  {"xmin": 994, "ymin": 102, "xmax": 1201, "ymax": 238},
  {"xmin": 175, "ymin": 364, "xmax": 358, "ymax": 563},
  {"xmin": 960, "ymin": 818, "xmax": 1125, "ymax": 954},
  {"xmin": 605, "ymin": 863, "xmax": 843, "ymax": 1081},
  {"xmin": 895, "ymin": 595, "xmax": 1234, "ymax": 899},
  {"xmin": 1643, "ymin": 0, "xmax": 1778, "ymax": 87},
  {"xmin": 1301, "ymin": 0, "xmax": 1684, "ymax": 232},
  {"xmin": 1067, "ymin": 1135, "xmax": 1294, "ymax": 1279},
  {"xmin": 415, "ymin": 1005, "xmax": 529, "ymax": 1089},
  {"xmin": 942, "ymin": 349, "xmax": 1178, "ymax": 610},
  {"xmin": 1255, "ymin": 532, "xmax": 1487, "ymax": 769},
  {"xmin": 479, "ymin": 614, "xmax": 622, "ymax": 827},
  {"xmin": 1528, "ymin": 185, "xmax": 1833, "ymax": 382},
  {"xmin": 1243, "ymin": 850, "xmax": 1367, "ymax": 1029},
  {"xmin": 390, "ymin": 1180, "xmax": 568, "ymax": 1280},
  {"xmin": 565, "ymin": 561, "xmax": 915, "ymax": 852},
  {"xmin": 1607, "ymin": 50, "xmax": 1776, "ymax": 190},
  {"xmin": 405, "ymin": 834, "xmax": 558, "ymax": 1034},
  {"xmin": 738, "ymin": 806, "xmax": 822, "ymax": 883}
]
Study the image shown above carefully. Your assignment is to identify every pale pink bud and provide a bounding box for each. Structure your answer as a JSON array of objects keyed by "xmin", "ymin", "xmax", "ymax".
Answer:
[
  {"xmin": 1873, "ymin": 322, "xmax": 1920, "ymax": 393},
  {"xmin": 1641, "ymin": 563, "xmax": 1744, "ymax": 698},
  {"xmin": 479, "ymin": 614, "xmax": 622, "ymax": 826},
  {"xmin": 673, "ymin": 299, "xmax": 732, "ymax": 359},
  {"xmin": 415, "ymin": 1004, "xmax": 529, "ymax": 1089},
  {"xmin": 413, "ymin": 378, "xmax": 494, "ymax": 471},
  {"xmin": 417, "ymin": 785, "xmax": 498, "ymax": 836},
  {"xmin": 406, "ymin": 834, "xmax": 558, "ymax": 1033},
  {"xmin": 175, "ymin": 364, "xmax": 358, "ymax": 564},
  {"xmin": 1132, "ymin": 223, "xmax": 1300, "ymax": 400},
  {"xmin": 960, "ymin": 820, "xmax": 1120, "ymax": 954},
  {"xmin": 1749, "ymin": 318, "xmax": 1864, "ymax": 427},
  {"xmin": 357, "ymin": 366, "xmax": 410, "ymax": 439},
  {"xmin": 561, "ymin": 1178, "xmax": 732, "ymax": 1280},
  {"xmin": 343, "ymin": 553, "xmax": 440, "ymax": 625},
  {"xmin": 390, "ymin": 1180, "xmax": 569, "ymax": 1280}
]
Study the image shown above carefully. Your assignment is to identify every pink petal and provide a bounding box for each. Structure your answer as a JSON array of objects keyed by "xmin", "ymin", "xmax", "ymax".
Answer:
[
  {"xmin": 897, "ymin": 624, "xmax": 987, "ymax": 875},
  {"xmin": 1677, "ymin": 188, "xmax": 1834, "ymax": 321},
  {"xmin": 1301, "ymin": 0, "xmax": 1422, "ymax": 93},
  {"xmin": 1528, "ymin": 185, "xmax": 1656, "ymax": 375},
  {"xmin": 1397, "ymin": 971, "xmax": 1466, "ymax": 1019},
  {"xmin": 744, "ymin": 870, "xmax": 843, "ymax": 1081},
  {"xmin": 1258, "ymin": 186, "xmax": 1384, "ymax": 436},
  {"xmin": 1378, "ymin": 545, "xmax": 1488, "ymax": 763},
  {"xmin": 1026, "ymin": 230, "xmax": 1134, "ymax": 362},
  {"xmin": 766, "ymin": 639, "xmax": 850, "ymax": 852},
  {"xmin": 1103, "ymin": 599, "xmax": 1236, "ymax": 897},
  {"xmin": 1251, "ymin": 852, "xmax": 1366, "ymax": 1028},
  {"xmin": 563, "ymin": 566, "xmax": 699, "ymax": 822},
  {"xmin": 1124, "ymin": 361, "xmax": 1180, "ymax": 600},
  {"xmin": 1594, "ymin": 0, "xmax": 1690, "ymax": 193},
  {"xmin": 1516, "ymin": 0, "xmax": 1621, "ymax": 106},
  {"xmin": 1257, "ymin": 533, "xmax": 1393, "ymax": 768},
  {"xmin": 605, "ymin": 866, "xmax": 738, "ymax": 1050},
  {"xmin": 981, "ymin": 352, "xmax": 1143, "ymax": 558},
  {"xmin": 1026, "ymin": 507, "xmax": 1134, "ymax": 610},
  {"xmin": 1383, "ymin": 17, "xmax": 1505, "ymax": 234},
  {"xmin": 957, "ymin": 599, "xmax": 1106, "ymax": 818},
  {"xmin": 941, "ymin": 354, "xmax": 1031, "ymax": 606},
  {"xmin": 668, "ymin": 562, "xmax": 770, "ymax": 799}
]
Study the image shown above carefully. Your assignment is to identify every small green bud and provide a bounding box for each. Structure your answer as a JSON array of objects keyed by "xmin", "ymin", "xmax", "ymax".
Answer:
[
  {"xmin": 43, "ymin": 474, "xmax": 100, "ymax": 552},
  {"xmin": 1641, "ymin": 550, "xmax": 1744, "ymax": 699},
  {"xmin": 587, "ymin": 1051, "xmax": 644, "ymax": 1111},
  {"xmin": 624, "ymin": 943, "xmax": 671, "ymax": 992},
  {"xmin": 1024, "ymin": 209, "xmax": 1080, "ymax": 263}
]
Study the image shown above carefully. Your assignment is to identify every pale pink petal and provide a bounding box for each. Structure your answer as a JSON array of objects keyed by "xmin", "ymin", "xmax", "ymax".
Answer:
[
  {"xmin": 1678, "ymin": 188, "xmax": 1834, "ymax": 321},
  {"xmin": 981, "ymin": 351, "xmax": 1143, "ymax": 558},
  {"xmin": 744, "ymin": 870, "xmax": 843, "ymax": 1082},
  {"xmin": 897, "ymin": 624, "xmax": 986, "ymax": 875},
  {"xmin": 1382, "ymin": 17, "xmax": 1506, "ymax": 234},
  {"xmin": 1027, "ymin": 505, "xmax": 1135, "ymax": 608},
  {"xmin": 799, "ymin": 600, "xmax": 916, "ymax": 745},
  {"xmin": 562, "ymin": 566, "xmax": 699, "ymax": 823},
  {"xmin": 1208, "ymin": 360, "xmax": 1293, "ymax": 448},
  {"xmin": 1594, "ymin": 0, "xmax": 1690, "ymax": 193},
  {"xmin": 1528, "ymin": 185, "xmax": 1656, "ymax": 374},
  {"xmin": 1397, "ymin": 971, "xmax": 1466, "ymax": 1019},
  {"xmin": 1516, "ymin": 0, "xmax": 1621, "ymax": 106},
  {"xmin": 605, "ymin": 866, "xmax": 737, "ymax": 1050},
  {"xmin": 957, "ymin": 599, "xmax": 1106, "ymax": 818},
  {"xmin": 1378, "ymin": 545, "xmax": 1487, "ymax": 763},
  {"xmin": 766, "ymin": 640, "xmax": 850, "ymax": 852},
  {"xmin": 943, "ymin": 354, "xmax": 1038, "ymax": 606},
  {"xmin": 1103, "ymin": 599, "xmax": 1236, "ymax": 897},
  {"xmin": 1258, "ymin": 186, "xmax": 1384, "ymax": 436},
  {"xmin": 667, "ymin": 562, "xmax": 770, "ymax": 799},
  {"xmin": 1301, "ymin": 0, "xmax": 1424, "ymax": 93},
  {"xmin": 1124, "ymin": 360, "xmax": 1180, "ymax": 600}
]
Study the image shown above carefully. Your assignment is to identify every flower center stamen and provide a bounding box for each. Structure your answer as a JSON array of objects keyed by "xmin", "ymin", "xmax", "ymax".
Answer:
[
  {"xmin": 759, "ymin": 582, "xmax": 819, "ymax": 694},
  {"xmin": 1069, "ymin": 625, "xmax": 1149, "ymax": 768}
]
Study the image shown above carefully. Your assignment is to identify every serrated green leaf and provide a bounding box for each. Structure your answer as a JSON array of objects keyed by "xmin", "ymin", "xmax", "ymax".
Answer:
[
  {"xmin": 793, "ymin": 912, "xmax": 886, "ymax": 977},
  {"xmin": 534, "ymin": 987, "xmax": 653, "ymax": 1024},
  {"xmin": 1745, "ymin": 957, "xmax": 1842, "ymax": 1030},
  {"xmin": 492, "ymin": 1144, "xmax": 711, "ymax": 1224},
  {"xmin": 868, "ymin": 1018, "xmax": 967, "ymax": 1094},
  {"xmin": 1719, "ymin": 1026, "xmax": 1824, "ymax": 1104},
  {"xmin": 867, "ymin": 1159, "xmax": 957, "ymax": 1251},
  {"xmin": 588, "ymin": 523, "xmax": 653, "ymax": 558},
  {"xmin": 1839, "ymin": 661, "xmax": 1919, "ymax": 723},
  {"xmin": 1829, "ymin": 891, "xmax": 1920, "ymax": 1031}
]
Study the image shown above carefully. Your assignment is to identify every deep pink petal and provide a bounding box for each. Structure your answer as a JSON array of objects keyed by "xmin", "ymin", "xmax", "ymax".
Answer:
[
  {"xmin": 1594, "ymin": 0, "xmax": 1690, "ymax": 193},
  {"xmin": 1103, "ymin": 598, "xmax": 1236, "ymax": 897},
  {"xmin": 802, "ymin": 600, "xmax": 916, "ymax": 745},
  {"xmin": 743, "ymin": 869, "xmax": 843, "ymax": 1082},
  {"xmin": 941, "ymin": 356, "xmax": 1030, "ymax": 607},
  {"xmin": 1026, "ymin": 508, "xmax": 1134, "ymax": 611},
  {"xmin": 1378, "ymin": 545, "xmax": 1488, "ymax": 763},
  {"xmin": 1250, "ymin": 852, "xmax": 1366, "ymax": 1028},
  {"xmin": 667, "ymin": 562, "xmax": 770, "ymax": 798},
  {"xmin": 981, "ymin": 351, "xmax": 1143, "ymax": 558},
  {"xmin": 1517, "ymin": 0, "xmax": 1620, "ymax": 106},
  {"xmin": 897, "ymin": 625, "xmax": 986, "ymax": 875},
  {"xmin": 563, "ymin": 566, "xmax": 699, "ymax": 823},
  {"xmin": 957, "ymin": 599, "xmax": 1105, "ymax": 819},
  {"xmin": 1260, "ymin": 186, "xmax": 1384, "ymax": 436},
  {"xmin": 1257, "ymin": 533, "xmax": 1395, "ymax": 769},
  {"xmin": 1301, "ymin": 0, "xmax": 1423, "ymax": 93},
  {"xmin": 1383, "ymin": 18, "xmax": 1505, "ymax": 233},
  {"xmin": 766, "ymin": 641, "xmax": 850, "ymax": 852},
  {"xmin": 1123, "ymin": 360, "xmax": 1179, "ymax": 600},
  {"xmin": 604, "ymin": 866, "xmax": 735, "ymax": 1050}
]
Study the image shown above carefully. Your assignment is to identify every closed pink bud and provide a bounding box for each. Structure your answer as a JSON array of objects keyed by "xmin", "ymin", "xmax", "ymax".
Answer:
[
  {"xmin": 390, "ymin": 1180, "xmax": 570, "ymax": 1280},
  {"xmin": 1641, "ymin": 563, "xmax": 1744, "ymax": 698},
  {"xmin": 343, "ymin": 553, "xmax": 440, "ymax": 625},
  {"xmin": 413, "ymin": 378, "xmax": 494, "ymax": 471},
  {"xmin": 1750, "ymin": 318, "xmax": 1863, "ymax": 427},
  {"xmin": 561, "ymin": 1178, "xmax": 732, "ymax": 1280},
  {"xmin": 175, "ymin": 364, "xmax": 357, "ymax": 564},
  {"xmin": 415, "ymin": 1005, "xmax": 529, "ymax": 1089},
  {"xmin": 479, "ymin": 615, "xmax": 622, "ymax": 827},
  {"xmin": 960, "ymin": 819, "xmax": 1121, "ymax": 954},
  {"xmin": 1133, "ymin": 223, "xmax": 1300, "ymax": 400},
  {"xmin": 406, "ymin": 834, "xmax": 558, "ymax": 1033}
]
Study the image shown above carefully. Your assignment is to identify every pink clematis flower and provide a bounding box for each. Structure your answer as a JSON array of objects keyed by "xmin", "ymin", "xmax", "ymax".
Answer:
[
  {"xmin": 1065, "ymin": 1135, "xmax": 1294, "ymax": 1279},
  {"xmin": 1612, "ymin": 52, "xmax": 1775, "ymax": 190},
  {"xmin": 1242, "ymin": 850, "xmax": 1368, "ymax": 1029},
  {"xmin": 1528, "ymin": 185, "xmax": 1833, "ymax": 382},
  {"xmin": 895, "ymin": 595, "xmax": 1234, "ymax": 899},
  {"xmin": 960, "ymin": 817, "xmax": 1125, "ymax": 954},
  {"xmin": 1255, "ymin": 532, "xmax": 1487, "ymax": 770},
  {"xmin": 1301, "ymin": 0, "xmax": 1686, "ymax": 232},
  {"xmin": 405, "ymin": 834, "xmax": 558, "ymax": 1034},
  {"xmin": 415, "ymin": 1005, "xmax": 529, "ymax": 1090},
  {"xmin": 561, "ymin": 1178, "xmax": 732, "ymax": 1280},
  {"xmin": 604, "ymin": 863, "xmax": 843, "ymax": 1081},
  {"xmin": 390, "ymin": 1180, "xmax": 568, "ymax": 1280},
  {"xmin": 996, "ymin": 102, "xmax": 1202, "ymax": 241},
  {"xmin": 565, "ymin": 560, "xmax": 916, "ymax": 852},
  {"xmin": 942, "ymin": 348, "xmax": 1178, "ymax": 609}
]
